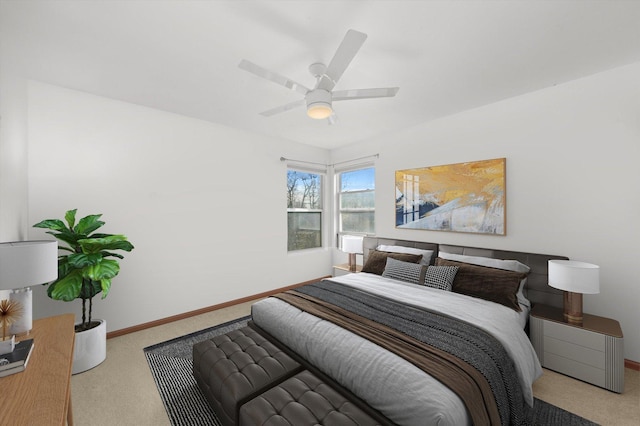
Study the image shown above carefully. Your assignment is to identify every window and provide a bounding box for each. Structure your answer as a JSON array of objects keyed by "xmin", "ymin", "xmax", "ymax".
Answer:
[
  {"xmin": 337, "ymin": 167, "xmax": 375, "ymax": 235},
  {"xmin": 287, "ymin": 169, "xmax": 323, "ymax": 251}
]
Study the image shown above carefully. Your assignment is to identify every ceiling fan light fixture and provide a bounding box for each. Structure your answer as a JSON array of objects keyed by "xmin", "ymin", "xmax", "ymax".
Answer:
[
  {"xmin": 307, "ymin": 102, "xmax": 333, "ymax": 119},
  {"xmin": 306, "ymin": 89, "xmax": 333, "ymax": 119}
]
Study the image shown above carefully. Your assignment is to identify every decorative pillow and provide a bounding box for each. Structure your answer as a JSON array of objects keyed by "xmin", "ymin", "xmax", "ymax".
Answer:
[
  {"xmin": 377, "ymin": 245, "xmax": 434, "ymax": 266},
  {"xmin": 437, "ymin": 251, "xmax": 530, "ymax": 273},
  {"xmin": 423, "ymin": 266, "xmax": 459, "ymax": 291},
  {"xmin": 438, "ymin": 251, "xmax": 532, "ymax": 309},
  {"xmin": 435, "ymin": 258, "xmax": 527, "ymax": 311},
  {"xmin": 382, "ymin": 257, "xmax": 427, "ymax": 284},
  {"xmin": 362, "ymin": 250, "xmax": 423, "ymax": 275}
]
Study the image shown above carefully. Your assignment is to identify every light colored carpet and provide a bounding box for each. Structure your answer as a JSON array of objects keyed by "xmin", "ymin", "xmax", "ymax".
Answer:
[{"xmin": 71, "ymin": 300, "xmax": 639, "ymax": 426}]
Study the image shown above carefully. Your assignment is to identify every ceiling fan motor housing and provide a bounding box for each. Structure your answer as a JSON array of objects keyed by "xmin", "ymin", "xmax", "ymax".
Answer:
[
  {"xmin": 306, "ymin": 89, "xmax": 332, "ymax": 119},
  {"xmin": 308, "ymin": 62, "xmax": 327, "ymax": 78}
]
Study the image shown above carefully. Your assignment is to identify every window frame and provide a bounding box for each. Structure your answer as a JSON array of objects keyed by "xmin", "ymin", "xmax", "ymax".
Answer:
[
  {"xmin": 335, "ymin": 164, "xmax": 375, "ymax": 243},
  {"xmin": 286, "ymin": 167, "xmax": 325, "ymax": 252}
]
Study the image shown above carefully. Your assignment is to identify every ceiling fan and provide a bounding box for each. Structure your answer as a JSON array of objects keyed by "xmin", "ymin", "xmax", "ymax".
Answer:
[{"xmin": 239, "ymin": 29, "xmax": 399, "ymax": 123}]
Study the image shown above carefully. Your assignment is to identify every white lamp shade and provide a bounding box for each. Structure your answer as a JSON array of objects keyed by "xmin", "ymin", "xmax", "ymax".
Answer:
[
  {"xmin": 548, "ymin": 259, "xmax": 600, "ymax": 294},
  {"xmin": 341, "ymin": 236, "xmax": 363, "ymax": 254},
  {"xmin": 0, "ymin": 241, "xmax": 58, "ymax": 290}
]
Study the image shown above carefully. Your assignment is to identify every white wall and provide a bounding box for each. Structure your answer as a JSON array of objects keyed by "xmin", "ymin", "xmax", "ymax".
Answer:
[
  {"xmin": 0, "ymin": 36, "xmax": 28, "ymax": 241},
  {"xmin": 332, "ymin": 62, "xmax": 640, "ymax": 362},
  {"xmin": 7, "ymin": 63, "xmax": 640, "ymax": 363},
  {"xmin": 26, "ymin": 81, "xmax": 332, "ymax": 331}
]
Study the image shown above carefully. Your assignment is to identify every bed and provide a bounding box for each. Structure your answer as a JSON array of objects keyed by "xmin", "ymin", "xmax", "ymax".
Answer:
[
  {"xmin": 194, "ymin": 237, "xmax": 568, "ymax": 425},
  {"xmin": 246, "ymin": 237, "xmax": 569, "ymax": 425}
]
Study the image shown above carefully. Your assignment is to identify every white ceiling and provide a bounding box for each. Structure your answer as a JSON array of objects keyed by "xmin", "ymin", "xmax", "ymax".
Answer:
[{"xmin": 2, "ymin": 1, "xmax": 640, "ymax": 150}]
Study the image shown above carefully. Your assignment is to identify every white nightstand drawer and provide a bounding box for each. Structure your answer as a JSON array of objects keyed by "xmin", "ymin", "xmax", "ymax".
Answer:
[
  {"xmin": 543, "ymin": 336, "xmax": 605, "ymax": 368},
  {"xmin": 530, "ymin": 305, "xmax": 624, "ymax": 393},
  {"xmin": 544, "ymin": 320, "xmax": 604, "ymax": 351},
  {"xmin": 544, "ymin": 352, "xmax": 605, "ymax": 388}
]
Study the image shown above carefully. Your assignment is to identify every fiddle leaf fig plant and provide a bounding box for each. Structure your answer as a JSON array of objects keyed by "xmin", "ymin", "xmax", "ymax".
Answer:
[{"xmin": 33, "ymin": 209, "xmax": 134, "ymax": 332}]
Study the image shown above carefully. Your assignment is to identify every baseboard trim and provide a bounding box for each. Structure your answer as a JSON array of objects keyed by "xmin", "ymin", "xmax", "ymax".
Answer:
[
  {"xmin": 625, "ymin": 359, "xmax": 640, "ymax": 371},
  {"xmin": 106, "ymin": 276, "xmax": 330, "ymax": 339}
]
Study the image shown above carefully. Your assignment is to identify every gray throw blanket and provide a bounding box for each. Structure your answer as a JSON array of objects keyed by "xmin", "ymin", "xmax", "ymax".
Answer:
[{"xmin": 288, "ymin": 280, "xmax": 526, "ymax": 425}]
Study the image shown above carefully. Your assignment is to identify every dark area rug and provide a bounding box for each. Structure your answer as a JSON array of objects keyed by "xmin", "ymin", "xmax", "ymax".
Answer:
[{"xmin": 144, "ymin": 315, "xmax": 599, "ymax": 426}]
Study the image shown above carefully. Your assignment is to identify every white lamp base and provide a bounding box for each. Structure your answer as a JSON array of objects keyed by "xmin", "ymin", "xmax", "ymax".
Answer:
[
  {"xmin": 563, "ymin": 290, "xmax": 584, "ymax": 325},
  {"xmin": 0, "ymin": 335, "xmax": 16, "ymax": 355},
  {"xmin": 348, "ymin": 253, "xmax": 357, "ymax": 272},
  {"xmin": 9, "ymin": 287, "xmax": 32, "ymax": 336}
]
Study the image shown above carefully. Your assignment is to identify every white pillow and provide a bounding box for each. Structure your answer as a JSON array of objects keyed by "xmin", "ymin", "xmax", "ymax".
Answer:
[
  {"xmin": 437, "ymin": 251, "xmax": 532, "ymax": 308},
  {"xmin": 377, "ymin": 245, "xmax": 434, "ymax": 266}
]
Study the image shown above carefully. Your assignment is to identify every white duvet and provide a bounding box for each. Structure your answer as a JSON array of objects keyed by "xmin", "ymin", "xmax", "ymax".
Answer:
[{"xmin": 251, "ymin": 273, "xmax": 542, "ymax": 426}]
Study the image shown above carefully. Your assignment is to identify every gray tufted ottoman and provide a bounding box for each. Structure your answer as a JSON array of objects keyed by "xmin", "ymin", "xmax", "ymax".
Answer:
[
  {"xmin": 238, "ymin": 370, "xmax": 383, "ymax": 425},
  {"xmin": 193, "ymin": 326, "xmax": 303, "ymax": 426}
]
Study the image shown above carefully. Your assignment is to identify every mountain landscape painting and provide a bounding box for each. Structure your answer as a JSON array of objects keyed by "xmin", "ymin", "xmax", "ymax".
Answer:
[{"xmin": 395, "ymin": 158, "xmax": 506, "ymax": 235}]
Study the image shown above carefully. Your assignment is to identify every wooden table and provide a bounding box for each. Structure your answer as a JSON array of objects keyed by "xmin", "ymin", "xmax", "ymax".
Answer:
[{"xmin": 0, "ymin": 313, "xmax": 76, "ymax": 425}]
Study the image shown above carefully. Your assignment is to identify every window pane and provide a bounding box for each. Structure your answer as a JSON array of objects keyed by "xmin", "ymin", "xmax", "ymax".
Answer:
[
  {"xmin": 340, "ymin": 168, "xmax": 374, "ymax": 192},
  {"xmin": 287, "ymin": 170, "xmax": 322, "ymax": 209},
  {"xmin": 287, "ymin": 169, "xmax": 323, "ymax": 252},
  {"xmin": 341, "ymin": 212, "xmax": 375, "ymax": 234},
  {"xmin": 340, "ymin": 191, "xmax": 375, "ymax": 209},
  {"xmin": 338, "ymin": 167, "xmax": 375, "ymax": 234},
  {"xmin": 288, "ymin": 212, "xmax": 322, "ymax": 250}
]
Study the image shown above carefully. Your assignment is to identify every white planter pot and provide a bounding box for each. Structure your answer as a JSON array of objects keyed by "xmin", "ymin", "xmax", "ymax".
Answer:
[{"xmin": 72, "ymin": 319, "xmax": 106, "ymax": 374}]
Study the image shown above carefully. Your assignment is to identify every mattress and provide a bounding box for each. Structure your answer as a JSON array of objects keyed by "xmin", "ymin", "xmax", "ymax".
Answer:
[{"xmin": 251, "ymin": 273, "xmax": 543, "ymax": 426}]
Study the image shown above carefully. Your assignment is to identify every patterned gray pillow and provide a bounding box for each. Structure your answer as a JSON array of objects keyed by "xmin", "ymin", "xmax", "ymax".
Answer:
[
  {"xmin": 424, "ymin": 266, "xmax": 459, "ymax": 291},
  {"xmin": 382, "ymin": 257, "xmax": 426, "ymax": 284}
]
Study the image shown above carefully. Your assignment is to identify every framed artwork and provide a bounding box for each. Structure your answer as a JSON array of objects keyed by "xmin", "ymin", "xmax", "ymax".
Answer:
[{"xmin": 395, "ymin": 158, "xmax": 506, "ymax": 235}]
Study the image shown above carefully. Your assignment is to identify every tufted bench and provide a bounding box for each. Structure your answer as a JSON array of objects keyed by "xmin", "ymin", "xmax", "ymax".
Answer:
[
  {"xmin": 193, "ymin": 326, "xmax": 303, "ymax": 426},
  {"xmin": 238, "ymin": 370, "xmax": 383, "ymax": 426}
]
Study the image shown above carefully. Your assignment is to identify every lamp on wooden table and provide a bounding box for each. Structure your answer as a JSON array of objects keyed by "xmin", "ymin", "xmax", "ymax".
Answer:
[
  {"xmin": 548, "ymin": 259, "xmax": 600, "ymax": 326},
  {"xmin": 341, "ymin": 235, "xmax": 363, "ymax": 273},
  {"xmin": 0, "ymin": 241, "xmax": 58, "ymax": 354}
]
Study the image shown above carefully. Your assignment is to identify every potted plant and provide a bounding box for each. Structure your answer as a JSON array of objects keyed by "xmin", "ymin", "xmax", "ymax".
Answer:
[{"xmin": 33, "ymin": 209, "xmax": 134, "ymax": 373}]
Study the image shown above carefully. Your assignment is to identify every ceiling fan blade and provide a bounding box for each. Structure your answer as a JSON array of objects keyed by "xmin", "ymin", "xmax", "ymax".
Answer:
[
  {"xmin": 259, "ymin": 99, "xmax": 306, "ymax": 117},
  {"xmin": 317, "ymin": 29, "xmax": 367, "ymax": 91},
  {"xmin": 239, "ymin": 59, "xmax": 310, "ymax": 96},
  {"xmin": 332, "ymin": 87, "xmax": 399, "ymax": 101}
]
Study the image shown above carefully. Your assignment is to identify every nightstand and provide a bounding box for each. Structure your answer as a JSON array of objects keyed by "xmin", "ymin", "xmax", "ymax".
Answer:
[
  {"xmin": 332, "ymin": 263, "xmax": 362, "ymax": 277},
  {"xmin": 530, "ymin": 304, "xmax": 624, "ymax": 393}
]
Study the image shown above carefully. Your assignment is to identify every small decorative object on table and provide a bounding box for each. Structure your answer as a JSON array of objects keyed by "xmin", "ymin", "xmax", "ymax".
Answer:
[
  {"xmin": 0, "ymin": 299, "xmax": 22, "ymax": 355},
  {"xmin": 0, "ymin": 338, "xmax": 34, "ymax": 377},
  {"xmin": 0, "ymin": 335, "xmax": 15, "ymax": 357}
]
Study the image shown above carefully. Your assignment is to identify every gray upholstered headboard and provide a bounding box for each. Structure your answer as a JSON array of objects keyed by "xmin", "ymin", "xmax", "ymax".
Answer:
[{"xmin": 363, "ymin": 236, "xmax": 568, "ymax": 309}]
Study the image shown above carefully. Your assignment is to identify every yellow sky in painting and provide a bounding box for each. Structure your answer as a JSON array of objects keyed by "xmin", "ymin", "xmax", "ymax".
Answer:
[{"xmin": 396, "ymin": 158, "xmax": 505, "ymax": 206}]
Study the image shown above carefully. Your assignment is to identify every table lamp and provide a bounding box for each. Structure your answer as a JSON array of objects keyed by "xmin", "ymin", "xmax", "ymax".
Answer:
[
  {"xmin": 0, "ymin": 241, "xmax": 58, "ymax": 354},
  {"xmin": 341, "ymin": 235, "xmax": 363, "ymax": 272},
  {"xmin": 548, "ymin": 259, "xmax": 600, "ymax": 326}
]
